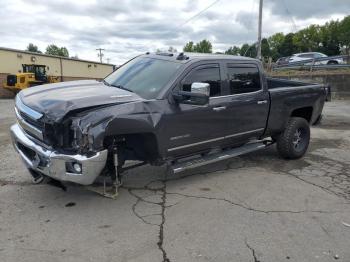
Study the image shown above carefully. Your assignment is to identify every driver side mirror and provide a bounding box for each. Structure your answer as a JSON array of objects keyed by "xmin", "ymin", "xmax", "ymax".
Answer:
[{"xmin": 173, "ymin": 82, "xmax": 210, "ymax": 106}]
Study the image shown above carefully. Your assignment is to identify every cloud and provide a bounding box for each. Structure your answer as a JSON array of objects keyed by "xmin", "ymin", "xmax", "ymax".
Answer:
[
  {"xmin": 265, "ymin": 0, "xmax": 350, "ymax": 19},
  {"xmin": 236, "ymin": 11, "xmax": 257, "ymax": 31},
  {"xmin": 0, "ymin": 0, "xmax": 348, "ymax": 64}
]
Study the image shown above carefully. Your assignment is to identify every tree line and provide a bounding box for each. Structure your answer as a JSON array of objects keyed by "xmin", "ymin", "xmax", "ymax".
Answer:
[
  {"xmin": 24, "ymin": 15, "xmax": 349, "ymax": 62},
  {"xmin": 183, "ymin": 15, "xmax": 350, "ymax": 61},
  {"xmin": 26, "ymin": 43, "xmax": 73, "ymax": 58}
]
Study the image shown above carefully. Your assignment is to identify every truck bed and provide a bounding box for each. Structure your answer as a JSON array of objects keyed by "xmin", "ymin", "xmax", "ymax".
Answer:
[
  {"xmin": 267, "ymin": 77, "xmax": 312, "ymax": 89},
  {"xmin": 265, "ymin": 77, "xmax": 327, "ymax": 136}
]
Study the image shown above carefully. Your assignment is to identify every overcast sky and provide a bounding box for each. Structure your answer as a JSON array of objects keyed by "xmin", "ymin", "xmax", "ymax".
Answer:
[{"xmin": 0, "ymin": 0, "xmax": 348, "ymax": 64}]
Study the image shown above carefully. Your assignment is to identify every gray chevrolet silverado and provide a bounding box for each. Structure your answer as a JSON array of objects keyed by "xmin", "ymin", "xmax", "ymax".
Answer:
[{"xmin": 10, "ymin": 52, "xmax": 329, "ymax": 195}]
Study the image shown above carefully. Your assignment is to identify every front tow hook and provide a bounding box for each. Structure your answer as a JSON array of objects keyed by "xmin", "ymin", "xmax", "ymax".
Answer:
[{"xmin": 28, "ymin": 168, "xmax": 45, "ymax": 184}]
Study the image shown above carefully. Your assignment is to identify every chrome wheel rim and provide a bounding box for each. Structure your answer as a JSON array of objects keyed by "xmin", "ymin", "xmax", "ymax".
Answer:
[{"xmin": 292, "ymin": 128, "xmax": 306, "ymax": 152}]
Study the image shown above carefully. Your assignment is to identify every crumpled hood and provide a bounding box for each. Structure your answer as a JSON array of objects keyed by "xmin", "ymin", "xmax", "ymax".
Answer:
[{"xmin": 18, "ymin": 80, "xmax": 143, "ymax": 122}]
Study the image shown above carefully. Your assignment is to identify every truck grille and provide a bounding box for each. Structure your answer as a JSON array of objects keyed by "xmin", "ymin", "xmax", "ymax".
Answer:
[
  {"xmin": 7, "ymin": 75, "xmax": 16, "ymax": 86},
  {"xmin": 19, "ymin": 111, "xmax": 44, "ymax": 130},
  {"xmin": 15, "ymin": 96, "xmax": 44, "ymax": 141}
]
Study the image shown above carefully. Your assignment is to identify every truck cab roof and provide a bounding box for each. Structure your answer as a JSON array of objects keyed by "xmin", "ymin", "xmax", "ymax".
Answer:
[{"xmin": 144, "ymin": 52, "xmax": 259, "ymax": 64}]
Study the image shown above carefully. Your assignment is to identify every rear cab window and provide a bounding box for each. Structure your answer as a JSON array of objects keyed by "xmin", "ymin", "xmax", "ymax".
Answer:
[{"xmin": 226, "ymin": 64, "xmax": 262, "ymax": 95}]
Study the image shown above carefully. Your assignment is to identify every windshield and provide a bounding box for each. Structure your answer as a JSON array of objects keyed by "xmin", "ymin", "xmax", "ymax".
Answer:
[{"xmin": 104, "ymin": 57, "xmax": 183, "ymax": 99}]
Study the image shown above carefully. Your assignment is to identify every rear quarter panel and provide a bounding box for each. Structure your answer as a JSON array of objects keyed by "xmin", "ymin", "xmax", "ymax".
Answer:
[{"xmin": 266, "ymin": 84, "xmax": 326, "ymax": 136}]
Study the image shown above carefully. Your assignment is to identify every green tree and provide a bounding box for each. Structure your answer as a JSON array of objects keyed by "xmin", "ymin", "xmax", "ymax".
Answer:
[
  {"xmin": 183, "ymin": 41, "xmax": 195, "ymax": 52},
  {"xmin": 261, "ymin": 38, "xmax": 271, "ymax": 58},
  {"xmin": 225, "ymin": 46, "xmax": 240, "ymax": 55},
  {"xmin": 279, "ymin": 33, "xmax": 297, "ymax": 56},
  {"xmin": 339, "ymin": 16, "xmax": 350, "ymax": 56},
  {"xmin": 268, "ymin": 33, "xmax": 285, "ymax": 60},
  {"xmin": 248, "ymin": 43, "xmax": 257, "ymax": 58},
  {"xmin": 26, "ymin": 43, "xmax": 42, "ymax": 53},
  {"xmin": 319, "ymin": 20, "xmax": 340, "ymax": 56},
  {"xmin": 240, "ymin": 43, "xmax": 250, "ymax": 56},
  {"xmin": 181, "ymin": 15, "xmax": 350, "ymax": 60},
  {"xmin": 183, "ymin": 40, "xmax": 212, "ymax": 53},
  {"xmin": 293, "ymin": 25, "xmax": 322, "ymax": 53},
  {"xmin": 194, "ymin": 39, "xmax": 212, "ymax": 53},
  {"xmin": 240, "ymin": 43, "xmax": 257, "ymax": 58},
  {"xmin": 45, "ymin": 44, "xmax": 69, "ymax": 57}
]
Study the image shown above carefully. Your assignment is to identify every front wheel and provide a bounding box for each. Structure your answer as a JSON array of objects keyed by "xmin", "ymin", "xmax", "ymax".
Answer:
[{"xmin": 276, "ymin": 117, "xmax": 310, "ymax": 159}]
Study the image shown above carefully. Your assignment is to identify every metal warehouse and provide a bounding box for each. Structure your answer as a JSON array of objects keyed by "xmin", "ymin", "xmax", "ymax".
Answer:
[{"xmin": 0, "ymin": 47, "xmax": 114, "ymax": 98}]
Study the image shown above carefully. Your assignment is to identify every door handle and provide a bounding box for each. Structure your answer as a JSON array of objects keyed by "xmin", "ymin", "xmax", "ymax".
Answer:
[
  {"xmin": 213, "ymin": 106, "xmax": 226, "ymax": 112},
  {"xmin": 257, "ymin": 100, "xmax": 268, "ymax": 105}
]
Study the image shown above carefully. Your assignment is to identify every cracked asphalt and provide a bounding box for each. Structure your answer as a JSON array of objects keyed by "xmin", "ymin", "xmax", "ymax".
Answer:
[{"xmin": 1, "ymin": 99, "xmax": 350, "ymax": 262}]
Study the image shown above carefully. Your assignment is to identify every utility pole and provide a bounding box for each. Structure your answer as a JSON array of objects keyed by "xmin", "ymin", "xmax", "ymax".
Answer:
[
  {"xmin": 96, "ymin": 48, "xmax": 105, "ymax": 63},
  {"xmin": 256, "ymin": 0, "xmax": 263, "ymax": 60}
]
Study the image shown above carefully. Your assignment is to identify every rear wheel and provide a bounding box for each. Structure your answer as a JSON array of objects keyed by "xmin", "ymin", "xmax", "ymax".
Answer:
[
  {"xmin": 327, "ymin": 61, "xmax": 338, "ymax": 65},
  {"xmin": 276, "ymin": 117, "xmax": 310, "ymax": 159}
]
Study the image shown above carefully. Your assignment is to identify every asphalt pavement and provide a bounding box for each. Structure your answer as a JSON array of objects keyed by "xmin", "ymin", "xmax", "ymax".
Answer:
[{"xmin": 0, "ymin": 99, "xmax": 350, "ymax": 262}]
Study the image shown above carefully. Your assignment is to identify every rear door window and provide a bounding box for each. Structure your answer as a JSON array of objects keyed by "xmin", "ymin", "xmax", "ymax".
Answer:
[
  {"xmin": 226, "ymin": 65, "xmax": 261, "ymax": 95},
  {"xmin": 314, "ymin": 53, "xmax": 325, "ymax": 58},
  {"xmin": 299, "ymin": 54, "xmax": 313, "ymax": 58}
]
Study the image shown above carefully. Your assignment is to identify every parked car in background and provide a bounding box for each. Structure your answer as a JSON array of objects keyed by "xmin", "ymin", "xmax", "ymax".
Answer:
[
  {"xmin": 288, "ymin": 52, "xmax": 343, "ymax": 65},
  {"xmin": 276, "ymin": 56, "xmax": 290, "ymax": 66}
]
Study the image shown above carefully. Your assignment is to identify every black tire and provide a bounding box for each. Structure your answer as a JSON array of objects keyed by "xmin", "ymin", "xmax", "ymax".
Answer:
[
  {"xmin": 327, "ymin": 60, "xmax": 338, "ymax": 65},
  {"xmin": 276, "ymin": 117, "xmax": 310, "ymax": 159}
]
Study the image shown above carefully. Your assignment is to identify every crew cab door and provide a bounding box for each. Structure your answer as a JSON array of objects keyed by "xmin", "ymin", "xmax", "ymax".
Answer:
[
  {"xmin": 163, "ymin": 63, "xmax": 231, "ymax": 157},
  {"xmin": 222, "ymin": 63, "xmax": 269, "ymax": 143}
]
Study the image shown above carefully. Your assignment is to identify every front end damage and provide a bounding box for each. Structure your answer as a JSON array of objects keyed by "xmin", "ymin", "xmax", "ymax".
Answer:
[
  {"xmin": 10, "ymin": 102, "xmax": 123, "ymax": 198},
  {"xmin": 11, "ymin": 93, "xmax": 158, "ymax": 198},
  {"xmin": 11, "ymin": 123, "xmax": 108, "ymax": 185},
  {"xmin": 11, "ymin": 111, "xmax": 125, "ymax": 198}
]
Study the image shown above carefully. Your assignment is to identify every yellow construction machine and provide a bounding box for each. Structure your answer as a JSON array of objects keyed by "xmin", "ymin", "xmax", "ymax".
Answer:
[{"xmin": 3, "ymin": 64, "xmax": 60, "ymax": 93}]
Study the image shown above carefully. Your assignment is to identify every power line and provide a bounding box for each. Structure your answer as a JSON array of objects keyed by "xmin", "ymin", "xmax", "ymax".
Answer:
[
  {"xmin": 96, "ymin": 48, "xmax": 105, "ymax": 63},
  {"xmin": 281, "ymin": 0, "xmax": 298, "ymax": 32},
  {"xmin": 235, "ymin": 0, "xmax": 257, "ymax": 56},
  {"xmin": 176, "ymin": 0, "xmax": 221, "ymax": 29},
  {"xmin": 250, "ymin": 0, "xmax": 256, "ymax": 15},
  {"xmin": 106, "ymin": 0, "xmax": 221, "ymax": 58}
]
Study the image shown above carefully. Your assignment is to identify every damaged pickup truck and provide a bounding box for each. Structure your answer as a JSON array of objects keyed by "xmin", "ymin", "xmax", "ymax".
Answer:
[{"xmin": 10, "ymin": 52, "xmax": 329, "ymax": 197}]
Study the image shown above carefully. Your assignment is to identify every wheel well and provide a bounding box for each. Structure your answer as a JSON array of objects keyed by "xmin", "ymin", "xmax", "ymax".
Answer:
[
  {"xmin": 327, "ymin": 60, "xmax": 338, "ymax": 64},
  {"xmin": 104, "ymin": 133, "xmax": 159, "ymax": 163},
  {"xmin": 291, "ymin": 107, "xmax": 313, "ymax": 122}
]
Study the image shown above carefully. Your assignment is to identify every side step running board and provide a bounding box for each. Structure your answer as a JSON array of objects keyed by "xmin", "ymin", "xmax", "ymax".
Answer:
[{"xmin": 170, "ymin": 141, "xmax": 272, "ymax": 174}]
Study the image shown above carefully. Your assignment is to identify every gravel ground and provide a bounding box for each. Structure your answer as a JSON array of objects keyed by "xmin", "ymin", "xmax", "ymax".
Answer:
[{"xmin": 0, "ymin": 99, "xmax": 350, "ymax": 262}]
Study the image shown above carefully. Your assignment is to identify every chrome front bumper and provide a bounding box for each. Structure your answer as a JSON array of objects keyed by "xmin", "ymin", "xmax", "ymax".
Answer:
[{"xmin": 10, "ymin": 124, "xmax": 108, "ymax": 185}]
